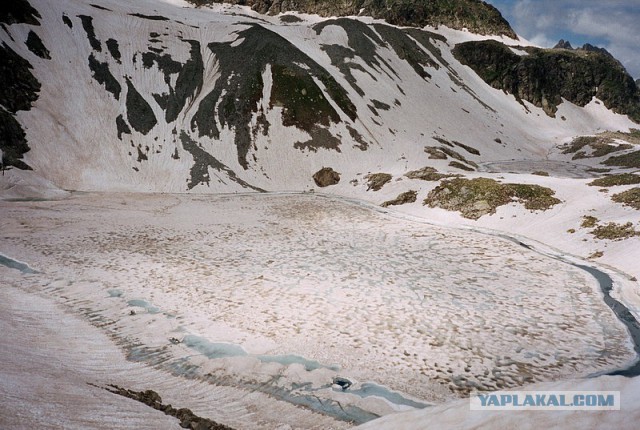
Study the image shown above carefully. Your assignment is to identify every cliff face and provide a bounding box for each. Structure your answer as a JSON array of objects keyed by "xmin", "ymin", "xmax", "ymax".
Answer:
[
  {"xmin": 453, "ymin": 40, "xmax": 640, "ymax": 123},
  {"xmin": 186, "ymin": 0, "xmax": 517, "ymax": 38}
]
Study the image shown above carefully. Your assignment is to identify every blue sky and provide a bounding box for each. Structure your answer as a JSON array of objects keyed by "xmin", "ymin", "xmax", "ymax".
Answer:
[{"xmin": 484, "ymin": 0, "xmax": 640, "ymax": 80}]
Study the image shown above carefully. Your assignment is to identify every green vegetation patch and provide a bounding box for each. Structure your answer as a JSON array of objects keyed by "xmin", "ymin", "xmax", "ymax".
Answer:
[
  {"xmin": 581, "ymin": 216, "xmax": 599, "ymax": 228},
  {"xmin": 612, "ymin": 187, "xmax": 640, "ymax": 209},
  {"xmin": 507, "ymin": 183, "xmax": 562, "ymax": 211},
  {"xmin": 423, "ymin": 177, "xmax": 561, "ymax": 219},
  {"xmin": 271, "ymin": 64, "xmax": 339, "ymax": 129},
  {"xmin": 591, "ymin": 222, "xmax": 639, "ymax": 240},
  {"xmin": 589, "ymin": 173, "xmax": 640, "ymax": 187},
  {"xmin": 599, "ymin": 129, "xmax": 640, "ymax": 145},
  {"xmin": 604, "ymin": 150, "xmax": 640, "ymax": 169},
  {"xmin": 562, "ymin": 135, "xmax": 632, "ymax": 159}
]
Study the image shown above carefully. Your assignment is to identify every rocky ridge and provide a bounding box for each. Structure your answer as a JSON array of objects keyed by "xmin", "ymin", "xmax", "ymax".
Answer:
[
  {"xmin": 453, "ymin": 40, "xmax": 640, "ymax": 122},
  {"xmin": 185, "ymin": 0, "xmax": 517, "ymax": 38}
]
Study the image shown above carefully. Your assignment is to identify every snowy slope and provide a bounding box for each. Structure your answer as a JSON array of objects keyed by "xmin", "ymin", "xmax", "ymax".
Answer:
[{"xmin": 2, "ymin": 0, "xmax": 636, "ymax": 193}]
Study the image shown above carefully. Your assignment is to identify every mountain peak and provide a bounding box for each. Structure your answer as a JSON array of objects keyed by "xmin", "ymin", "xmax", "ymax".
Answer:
[
  {"xmin": 553, "ymin": 39, "xmax": 614, "ymax": 58},
  {"xmin": 553, "ymin": 39, "xmax": 573, "ymax": 50}
]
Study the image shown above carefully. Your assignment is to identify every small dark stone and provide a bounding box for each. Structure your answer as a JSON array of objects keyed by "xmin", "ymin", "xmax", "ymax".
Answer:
[{"xmin": 333, "ymin": 377, "xmax": 352, "ymax": 390}]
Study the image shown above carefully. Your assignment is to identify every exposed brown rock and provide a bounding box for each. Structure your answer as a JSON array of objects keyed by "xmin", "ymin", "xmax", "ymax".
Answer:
[{"xmin": 313, "ymin": 167, "xmax": 340, "ymax": 187}]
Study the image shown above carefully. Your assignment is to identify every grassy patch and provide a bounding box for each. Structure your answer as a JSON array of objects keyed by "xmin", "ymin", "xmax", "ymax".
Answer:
[
  {"xmin": 591, "ymin": 222, "xmax": 639, "ymax": 240},
  {"xmin": 612, "ymin": 187, "xmax": 640, "ymax": 209},
  {"xmin": 382, "ymin": 190, "xmax": 417, "ymax": 207},
  {"xmin": 587, "ymin": 168, "xmax": 612, "ymax": 174},
  {"xmin": 581, "ymin": 216, "xmax": 599, "ymax": 228},
  {"xmin": 562, "ymin": 135, "xmax": 632, "ymax": 159},
  {"xmin": 604, "ymin": 150, "xmax": 640, "ymax": 169},
  {"xmin": 589, "ymin": 173, "xmax": 640, "ymax": 187},
  {"xmin": 532, "ymin": 171, "xmax": 549, "ymax": 176},
  {"xmin": 423, "ymin": 177, "xmax": 561, "ymax": 219},
  {"xmin": 271, "ymin": 64, "xmax": 339, "ymax": 129},
  {"xmin": 365, "ymin": 173, "xmax": 392, "ymax": 191},
  {"xmin": 599, "ymin": 128, "xmax": 640, "ymax": 145},
  {"xmin": 562, "ymin": 136, "xmax": 597, "ymax": 154},
  {"xmin": 506, "ymin": 183, "xmax": 562, "ymax": 211}
]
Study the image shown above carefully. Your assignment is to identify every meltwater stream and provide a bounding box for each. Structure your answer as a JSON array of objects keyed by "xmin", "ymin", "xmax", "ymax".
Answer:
[
  {"xmin": 575, "ymin": 265, "xmax": 640, "ymax": 377},
  {"xmin": 0, "ymin": 253, "xmax": 38, "ymax": 274},
  {"xmin": 508, "ymin": 240, "xmax": 640, "ymax": 377}
]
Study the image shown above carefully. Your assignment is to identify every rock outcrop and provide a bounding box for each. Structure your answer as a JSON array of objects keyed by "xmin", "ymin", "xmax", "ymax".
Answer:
[
  {"xmin": 313, "ymin": 167, "xmax": 340, "ymax": 187},
  {"xmin": 453, "ymin": 40, "xmax": 640, "ymax": 123}
]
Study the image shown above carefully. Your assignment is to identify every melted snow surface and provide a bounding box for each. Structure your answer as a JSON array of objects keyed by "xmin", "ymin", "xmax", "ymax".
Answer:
[{"xmin": 1, "ymin": 192, "xmax": 636, "ymax": 427}]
